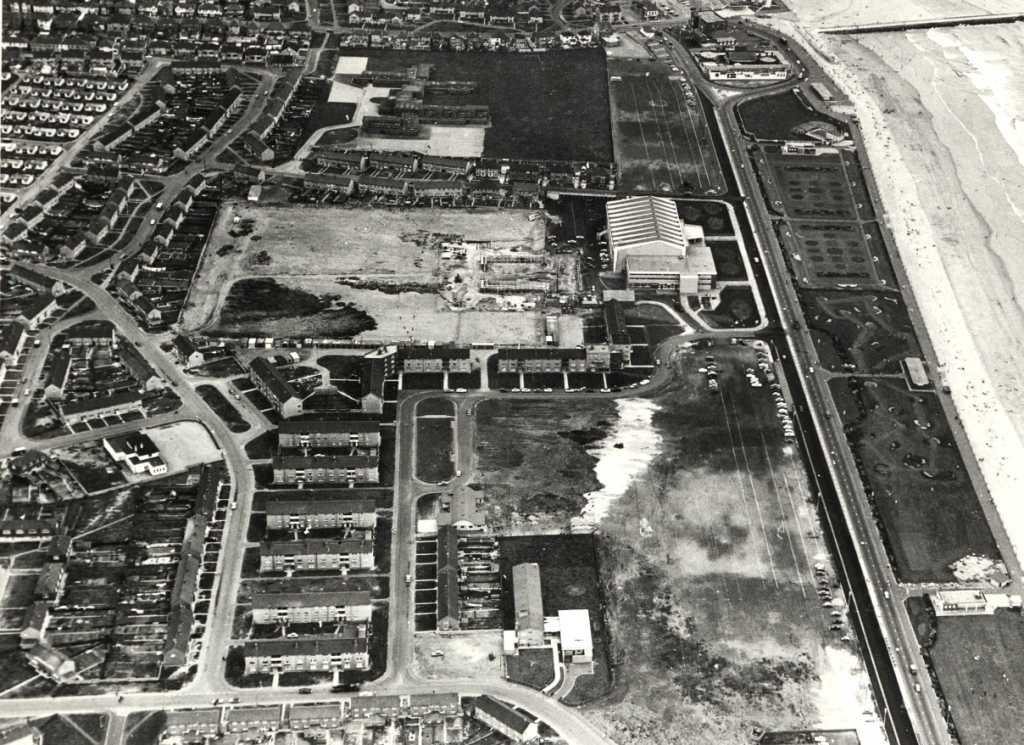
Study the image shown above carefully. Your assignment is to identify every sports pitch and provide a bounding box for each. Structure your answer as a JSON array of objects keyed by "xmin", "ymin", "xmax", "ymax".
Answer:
[{"xmin": 608, "ymin": 59, "xmax": 727, "ymax": 195}]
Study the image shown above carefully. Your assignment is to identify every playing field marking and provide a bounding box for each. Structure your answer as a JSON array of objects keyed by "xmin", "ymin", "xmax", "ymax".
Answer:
[
  {"xmin": 721, "ymin": 391, "xmax": 780, "ymax": 588},
  {"xmin": 641, "ymin": 75, "xmax": 681, "ymax": 191},
  {"xmin": 627, "ymin": 80, "xmax": 655, "ymax": 169},
  {"xmin": 759, "ymin": 430, "xmax": 809, "ymax": 599}
]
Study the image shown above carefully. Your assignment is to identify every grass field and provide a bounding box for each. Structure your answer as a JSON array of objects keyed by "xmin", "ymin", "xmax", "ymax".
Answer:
[
  {"xmin": 737, "ymin": 90, "xmax": 847, "ymax": 143},
  {"xmin": 777, "ymin": 220, "xmax": 894, "ymax": 289},
  {"xmin": 802, "ymin": 291, "xmax": 920, "ymax": 374},
  {"xmin": 195, "ymin": 384, "xmax": 251, "ymax": 433},
  {"xmin": 473, "ymin": 399, "xmax": 613, "ymax": 530},
  {"xmin": 363, "ymin": 49, "xmax": 612, "ymax": 161},
  {"xmin": 928, "ymin": 610, "xmax": 1024, "ymax": 745},
  {"xmin": 415, "ymin": 417, "xmax": 455, "ymax": 484},
  {"xmin": 608, "ymin": 59, "xmax": 726, "ymax": 195},
  {"xmin": 829, "ymin": 376, "xmax": 999, "ymax": 582}
]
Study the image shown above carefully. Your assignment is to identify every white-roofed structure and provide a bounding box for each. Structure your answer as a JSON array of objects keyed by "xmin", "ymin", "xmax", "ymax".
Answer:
[
  {"xmin": 605, "ymin": 196, "xmax": 718, "ymax": 303},
  {"xmin": 557, "ymin": 609, "xmax": 593, "ymax": 664},
  {"xmin": 606, "ymin": 196, "xmax": 688, "ymax": 271}
]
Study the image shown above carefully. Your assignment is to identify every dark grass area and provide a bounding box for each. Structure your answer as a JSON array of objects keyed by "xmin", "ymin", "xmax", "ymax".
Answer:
[
  {"xmin": 778, "ymin": 220, "xmax": 894, "ymax": 289},
  {"xmin": 365, "ymin": 49, "xmax": 611, "ymax": 162},
  {"xmin": 567, "ymin": 372, "xmax": 606, "ymax": 390},
  {"xmin": 929, "ymin": 610, "xmax": 1024, "ymax": 745},
  {"xmin": 522, "ymin": 372, "xmax": 565, "ymax": 390},
  {"xmin": 125, "ymin": 711, "xmax": 166, "ymax": 745},
  {"xmin": 447, "ymin": 370, "xmax": 480, "ymax": 390},
  {"xmin": 415, "ymin": 418, "xmax": 455, "ymax": 483},
  {"xmin": 247, "ymin": 513, "xmax": 268, "ymax": 542},
  {"xmin": 189, "ymin": 356, "xmax": 244, "ymax": 378},
  {"xmin": 196, "ymin": 384, "xmax": 250, "ymax": 433},
  {"xmin": 317, "ymin": 354, "xmax": 364, "ymax": 379},
  {"xmin": 402, "ymin": 373, "xmax": 444, "ymax": 390},
  {"xmin": 707, "ymin": 240, "xmax": 746, "ymax": 281},
  {"xmin": 417, "ymin": 397, "xmax": 455, "ymax": 417},
  {"xmin": 374, "ymin": 515, "xmax": 392, "ymax": 572},
  {"xmin": 0, "ymin": 648, "xmax": 40, "ymax": 688},
  {"xmin": 830, "ymin": 376, "xmax": 998, "ymax": 582},
  {"xmin": 802, "ymin": 291, "xmax": 920, "ymax": 374},
  {"xmin": 697, "ymin": 285, "xmax": 760, "ymax": 329},
  {"xmin": 497, "ymin": 534, "xmax": 611, "ymax": 703},
  {"xmin": 505, "ymin": 646, "xmax": 555, "ymax": 690},
  {"xmin": 215, "ymin": 278, "xmax": 376, "ymax": 337},
  {"xmin": 737, "ymin": 89, "xmax": 846, "ymax": 142},
  {"xmin": 245, "ymin": 430, "xmax": 278, "ymax": 459}
]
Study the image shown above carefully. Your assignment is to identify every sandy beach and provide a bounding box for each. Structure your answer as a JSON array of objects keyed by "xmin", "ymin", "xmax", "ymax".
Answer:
[{"xmin": 755, "ymin": 10, "xmax": 1024, "ymax": 569}]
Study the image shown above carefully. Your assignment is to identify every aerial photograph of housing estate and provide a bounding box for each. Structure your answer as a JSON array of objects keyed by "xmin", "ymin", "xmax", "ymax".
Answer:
[{"xmin": 1, "ymin": 0, "xmax": 1023, "ymax": 743}]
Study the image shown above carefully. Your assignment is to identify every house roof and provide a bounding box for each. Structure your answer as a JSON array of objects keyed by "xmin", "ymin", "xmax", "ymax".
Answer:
[
  {"xmin": 250, "ymin": 356, "xmax": 299, "ymax": 404},
  {"xmin": 260, "ymin": 538, "xmax": 373, "ymax": 556},
  {"xmin": 60, "ymin": 390, "xmax": 142, "ymax": 416},
  {"xmin": 273, "ymin": 453, "xmax": 379, "ymax": 469},
  {"xmin": 264, "ymin": 497, "xmax": 376, "ymax": 516},
  {"xmin": 474, "ymin": 695, "xmax": 537, "ymax": 735},
  {"xmin": 243, "ymin": 636, "xmax": 367, "ymax": 656},
  {"xmin": 251, "ymin": 590, "xmax": 371, "ymax": 609},
  {"xmin": 278, "ymin": 419, "xmax": 380, "ymax": 435}
]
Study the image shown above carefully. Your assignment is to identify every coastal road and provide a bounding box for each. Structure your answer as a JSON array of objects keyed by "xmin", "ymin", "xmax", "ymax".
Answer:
[{"xmin": 663, "ymin": 32, "xmax": 945, "ymax": 745}]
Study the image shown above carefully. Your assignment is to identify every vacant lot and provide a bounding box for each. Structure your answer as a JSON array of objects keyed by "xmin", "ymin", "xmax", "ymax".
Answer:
[
  {"xmin": 145, "ymin": 421, "xmax": 220, "ymax": 472},
  {"xmin": 584, "ymin": 342, "xmax": 882, "ymax": 744},
  {"xmin": 802, "ymin": 291, "xmax": 920, "ymax": 374},
  {"xmin": 929, "ymin": 610, "xmax": 1024, "ymax": 745},
  {"xmin": 473, "ymin": 398, "xmax": 615, "ymax": 530},
  {"xmin": 182, "ymin": 204, "xmax": 560, "ymax": 343},
  {"xmin": 364, "ymin": 49, "xmax": 612, "ymax": 161},
  {"xmin": 830, "ymin": 376, "xmax": 999, "ymax": 582},
  {"xmin": 608, "ymin": 59, "xmax": 726, "ymax": 195}
]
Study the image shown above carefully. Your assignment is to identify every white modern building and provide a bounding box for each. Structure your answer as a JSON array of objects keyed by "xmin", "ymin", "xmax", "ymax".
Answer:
[{"xmin": 605, "ymin": 196, "xmax": 718, "ymax": 303}]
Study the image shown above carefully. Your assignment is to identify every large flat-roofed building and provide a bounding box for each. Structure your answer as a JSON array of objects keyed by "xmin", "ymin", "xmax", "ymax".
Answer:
[
  {"xmin": 265, "ymin": 494, "xmax": 377, "ymax": 531},
  {"xmin": 243, "ymin": 637, "xmax": 369, "ymax": 674},
  {"xmin": 278, "ymin": 419, "xmax": 381, "ymax": 449},
  {"xmin": 605, "ymin": 196, "xmax": 717, "ymax": 302},
  {"xmin": 272, "ymin": 453, "xmax": 379, "ymax": 485},
  {"xmin": 557, "ymin": 609, "xmax": 594, "ymax": 664},
  {"xmin": 930, "ymin": 590, "xmax": 1022, "ymax": 617},
  {"xmin": 512, "ymin": 563, "xmax": 544, "ymax": 649},
  {"xmin": 259, "ymin": 539, "xmax": 374, "ymax": 573},
  {"xmin": 251, "ymin": 590, "xmax": 373, "ymax": 624}
]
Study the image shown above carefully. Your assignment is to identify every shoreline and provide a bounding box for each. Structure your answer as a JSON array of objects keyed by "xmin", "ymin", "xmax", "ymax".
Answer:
[{"xmin": 755, "ymin": 16, "xmax": 1024, "ymax": 572}]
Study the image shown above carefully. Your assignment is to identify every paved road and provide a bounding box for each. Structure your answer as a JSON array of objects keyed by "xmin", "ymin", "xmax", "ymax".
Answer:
[
  {"xmin": 663, "ymin": 32, "xmax": 946, "ymax": 745},
  {"xmin": 11, "ymin": 261, "xmax": 255, "ymax": 697}
]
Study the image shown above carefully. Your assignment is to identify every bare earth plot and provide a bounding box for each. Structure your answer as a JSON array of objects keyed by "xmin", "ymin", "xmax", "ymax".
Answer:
[
  {"xmin": 608, "ymin": 59, "xmax": 727, "ymax": 195},
  {"xmin": 181, "ymin": 204, "xmax": 572, "ymax": 344}
]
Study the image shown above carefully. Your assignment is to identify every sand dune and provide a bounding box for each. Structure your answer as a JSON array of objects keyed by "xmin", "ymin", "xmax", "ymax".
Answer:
[{"xmin": 782, "ymin": 0, "xmax": 1024, "ymax": 27}]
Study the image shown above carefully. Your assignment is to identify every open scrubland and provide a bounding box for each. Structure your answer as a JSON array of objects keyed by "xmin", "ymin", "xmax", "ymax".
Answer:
[
  {"xmin": 472, "ymin": 345, "xmax": 883, "ymax": 744},
  {"xmin": 180, "ymin": 204, "xmax": 564, "ymax": 343}
]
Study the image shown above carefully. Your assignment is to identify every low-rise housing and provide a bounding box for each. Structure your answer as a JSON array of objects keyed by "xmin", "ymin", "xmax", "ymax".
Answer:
[
  {"xmin": 272, "ymin": 453, "xmax": 380, "ymax": 485},
  {"xmin": 251, "ymin": 590, "xmax": 373, "ymax": 624},
  {"xmin": 278, "ymin": 418, "xmax": 381, "ymax": 449},
  {"xmin": 244, "ymin": 637, "xmax": 369, "ymax": 674},
  {"xmin": 265, "ymin": 494, "xmax": 377, "ymax": 531},
  {"xmin": 259, "ymin": 539, "xmax": 374, "ymax": 573}
]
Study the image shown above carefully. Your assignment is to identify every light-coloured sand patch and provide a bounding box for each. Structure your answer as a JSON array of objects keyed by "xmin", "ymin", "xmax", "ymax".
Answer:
[
  {"xmin": 781, "ymin": 0, "xmax": 1023, "ymax": 27},
  {"xmin": 334, "ymin": 56, "xmax": 368, "ymax": 76},
  {"xmin": 145, "ymin": 421, "xmax": 220, "ymax": 473},
  {"xmin": 412, "ymin": 631, "xmax": 505, "ymax": 682}
]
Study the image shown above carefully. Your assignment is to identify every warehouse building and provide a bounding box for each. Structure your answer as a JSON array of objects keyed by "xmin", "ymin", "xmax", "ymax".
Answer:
[
  {"xmin": 251, "ymin": 590, "xmax": 373, "ymax": 625},
  {"xmin": 605, "ymin": 196, "xmax": 718, "ymax": 304}
]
